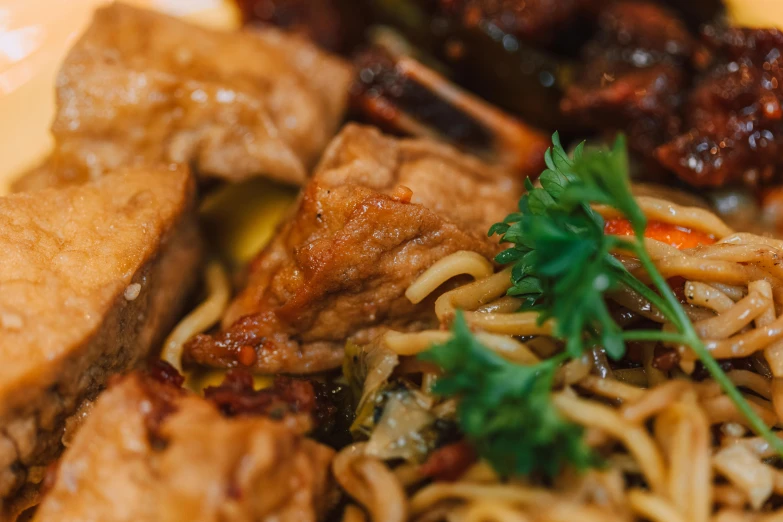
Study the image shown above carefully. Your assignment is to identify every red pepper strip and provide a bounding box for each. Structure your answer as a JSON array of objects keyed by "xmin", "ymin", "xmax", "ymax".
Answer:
[{"xmin": 419, "ymin": 440, "xmax": 477, "ymax": 482}]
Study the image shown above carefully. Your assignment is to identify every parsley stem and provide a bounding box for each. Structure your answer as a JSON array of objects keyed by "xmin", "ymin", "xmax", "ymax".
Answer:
[
  {"xmin": 632, "ymin": 247, "xmax": 687, "ymax": 332},
  {"xmin": 621, "ymin": 330, "xmax": 688, "ymax": 344},
  {"xmin": 613, "ymin": 265, "xmax": 678, "ymax": 321},
  {"xmin": 634, "ymin": 243, "xmax": 783, "ymax": 456}
]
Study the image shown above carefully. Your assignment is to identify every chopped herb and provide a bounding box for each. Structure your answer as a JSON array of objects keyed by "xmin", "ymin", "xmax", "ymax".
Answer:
[
  {"xmin": 488, "ymin": 134, "xmax": 636, "ymax": 360},
  {"xmin": 420, "ymin": 312, "xmax": 598, "ymax": 477}
]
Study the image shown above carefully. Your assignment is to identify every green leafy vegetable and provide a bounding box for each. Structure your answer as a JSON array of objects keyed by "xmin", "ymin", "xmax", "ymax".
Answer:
[
  {"xmin": 420, "ymin": 312, "xmax": 598, "ymax": 477},
  {"xmin": 488, "ymin": 134, "xmax": 637, "ymax": 360},
  {"xmin": 422, "ymin": 132, "xmax": 783, "ymax": 479}
]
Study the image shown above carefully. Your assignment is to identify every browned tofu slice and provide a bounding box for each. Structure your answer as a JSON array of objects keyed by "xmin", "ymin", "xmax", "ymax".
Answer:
[
  {"xmin": 12, "ymin": 2, "xmax": 352, "ymax": 193},
  {"xmin": 185, "ymin": 124, "xmax": 521, "ymax": 374},
  {"xmin": 33, "ymin": 371, "xmax": 335, "ymax": 522},
  {"xmin": 0, "ymin": 166, "xmax": 201, "ymax": 512}
]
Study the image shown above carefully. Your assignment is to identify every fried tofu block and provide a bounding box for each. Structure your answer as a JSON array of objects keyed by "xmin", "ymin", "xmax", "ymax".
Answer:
[
  {"xmin": 12, "ymin": 3, "xmax": 352, "ymax": 192},
  {"xmin": 0, "ymin": 166, "xmax": 201, "ymax": 512}
]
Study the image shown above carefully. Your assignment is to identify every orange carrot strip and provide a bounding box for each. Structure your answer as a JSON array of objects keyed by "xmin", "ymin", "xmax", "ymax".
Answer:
[{"xmin": 604, "ymin": 218, "xmax": 715, "ymax": 249}]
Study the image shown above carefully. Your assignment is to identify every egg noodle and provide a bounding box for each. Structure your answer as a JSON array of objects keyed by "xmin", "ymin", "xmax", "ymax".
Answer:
[{"xmin": 331, "ymin": 197, "xmax": 783, "ymax": 522}]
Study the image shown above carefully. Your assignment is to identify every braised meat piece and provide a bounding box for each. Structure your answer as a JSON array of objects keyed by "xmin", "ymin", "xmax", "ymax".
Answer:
[
  {"xmin": 235, "ymin": 0, "xmax": 365, "ymax": 52},
  {"xmin": 0, "ymin": 166, "xmax": 200, "ymax": 515},
  {"xmin": 437, "ymin": 0, "xmax": 590, "ymax": 45},
  {"xmin": 656, "ymin": 27, "xmax": 783, "ymax": 187},
  {"xmin": 185, "ymin": 125, "xmax": 520, "ymax": 374},
  {"xmin": 33, "ymin": 372, "xmax": 336, "ymax": 522},
  {"xmin": 205, "ymin": 371, "xmax": 318, "ymax": 419},
  {"xmin": 12, "ymin": 3, "xmax": 352, "ymax": 193},
  {"xmin": 205, "ymin": 370, "xmax": 352, "ymax": 447},
  {"xmin": 351, "ymin": 47, "xmax": 548, "ymax": 176},
  {"xmin": 236, "ymin": 0, "xmax": 343, "ymax": 50},
  {"xmin": 418, "ymin": 440, "xmax": 478, "ymax": 482},
  {"xmin": 561, "ymin": 1, "xmax": 693, "ymax": 156}
]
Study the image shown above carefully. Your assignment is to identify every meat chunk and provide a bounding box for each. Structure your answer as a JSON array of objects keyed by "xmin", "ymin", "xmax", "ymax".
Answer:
[
  {"xmin": 561, "ymin": 1, "xmax": 693, "ymax": 157},
  {"xmin": 236, "ymin": 0, "xmax": 343, "ymax": 50},
  {"xmin": 33, "ymin": 372, "xmax": 336, "ymax": 522},
  {"xmin": 656, "ymin": 27, "xmax": 783, "ymax": 187},
  {"xmin": 351, "ymin": 47, "xmax": 548, "ymax": 176},
  {"xmin": 418, "ymin": 440, "xmax": 477, "ymax": 482},
  {"xmin": 437, "ymin": 0, "xmax": 590, "ymax": 45},
  {"xmin": 12, "ymin": 3, "xmax": 352, "ymax": 193},
  {"xmin": 0, "ymin": 166, "xmax": 200, "ymax": 513},
  {"xmin": 205, "ymin": 371, "xmax": 319, "ymax": 420},
  {"xmin": 235, "ymin": 0, "xmax": 365, "ymax": 53},
  {"xmin": 204, "ymin": 370, "xmax": 352, "ymax": 447},
  {"xmin": 185, "ymin": 125, "xmax": 520, "ymax": 374}
]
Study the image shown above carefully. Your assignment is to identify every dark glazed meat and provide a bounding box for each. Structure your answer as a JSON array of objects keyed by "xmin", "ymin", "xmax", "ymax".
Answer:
[
  {"xmin": 204, "ymin": 370, "xmax": 351, "ymax": 446},
  {"xmin": 351, "ymin": 47, "xmax": 548, "ymax": 176},
  {"xmin": 235, "ymin": 0, "xmax": 364, "ymax": 52},
  {"xmin": 561, "ymin": 1, "xmax": 693, "ymax": 156},
  {"xmin": 437, "ymin": 0, "xmax": 589, "ymax": 45},
  {"xmin": 236, "ymin": 0, "xmax": 342, "ymax": 49},
  {"xmin": 185, "ymin": 125, "xmax": 520, "ymax": 374},
  {"xmin": 419, "ymin": 440, "xmax": 478, "ymax": 482},
  {"xmin": 0, "ymin": 166, "xmax": 200, "ymax": 515},
  {"xmin": 33, "ymin": 373, "xmax": 336, "ymax": 522},
  {"xmin": 205, "ymin": 371, "xmax": 317, "ymax": 419},
  {"xmin": 12, "ymin": 3, "xmax": 352, "ymax": 193},
  {"xmin": 656, "ymin": 27, "xmax": 783, "ymax": 187}
]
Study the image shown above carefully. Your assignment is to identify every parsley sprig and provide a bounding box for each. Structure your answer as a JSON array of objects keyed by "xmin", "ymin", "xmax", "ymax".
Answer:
[
  {"xmin": 488, "ymin": 135, "xmax": 640, "ymax": 360},
  {"xmin": 420, "ymin": 312, "xmax": 598, "ymax": 477},
  {"xmin": 422, "ymin": 133, "xmax": 783, "ymax": 478}
]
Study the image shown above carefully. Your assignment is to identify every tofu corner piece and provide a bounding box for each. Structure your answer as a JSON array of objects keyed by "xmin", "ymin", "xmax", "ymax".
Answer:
[{"xmin": 0, "ymin": 165, "xmax": 201, "ymax": 512}]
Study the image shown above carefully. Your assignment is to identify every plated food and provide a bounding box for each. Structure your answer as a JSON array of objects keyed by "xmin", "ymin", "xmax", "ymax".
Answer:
[
  {"xmin": 184, "ymin": 124, "xmax": 520, "ymax": 374},
  {"xmin": 3, "ymin": 1, "xmax": 783, "ymax": 521}
]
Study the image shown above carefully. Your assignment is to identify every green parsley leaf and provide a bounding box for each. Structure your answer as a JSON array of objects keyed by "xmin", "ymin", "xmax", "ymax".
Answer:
[
  {"xmin": 491, "ymin": 133, "xmax": 629, "ymax": 360},
  {"xmin": 488, "ymin": 131, "xmax": 783, "ymax": 462},
  {"xmin": 419, "ymin": 312, "xmax": 598, "ymax": 477},
  {"xmin": 423, "ymin": 132, "xmax": 783, "ymax": 481}
]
